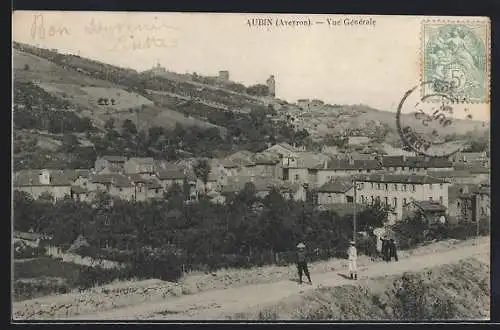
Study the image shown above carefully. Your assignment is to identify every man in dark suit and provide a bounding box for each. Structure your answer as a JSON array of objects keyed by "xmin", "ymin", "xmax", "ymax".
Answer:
[{"xmin": 296, "ymin": 242, "xmax": 312, "ymax": 285}]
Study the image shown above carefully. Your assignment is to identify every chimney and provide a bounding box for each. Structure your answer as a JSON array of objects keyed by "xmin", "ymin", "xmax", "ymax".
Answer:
[
  {"xmin": 349, "ymin": 155, "xmax": 354, "ymax": 165},
  {"xmin": 324, "ymin": 160, "xmax": 328, "ymax": 169}
]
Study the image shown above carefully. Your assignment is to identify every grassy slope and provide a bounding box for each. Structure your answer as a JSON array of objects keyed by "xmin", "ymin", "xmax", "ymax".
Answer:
[{"xmin": 13, "ymin": 48, "xmax": 226, "ymax": 133}]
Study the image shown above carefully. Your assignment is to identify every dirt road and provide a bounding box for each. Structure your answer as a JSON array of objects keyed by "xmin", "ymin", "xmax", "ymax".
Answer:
[{"xmin": 64, "ymin": 240, "xmax": 489, "ymax": 320}]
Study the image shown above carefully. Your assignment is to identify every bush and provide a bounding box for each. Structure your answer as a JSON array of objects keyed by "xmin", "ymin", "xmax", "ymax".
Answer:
[
  {"xmin": 13, "ymin": 280, "xmax": 69, "ymax": 301},
  {"xmin": 14, "ymin": 242, "xmax": 47, "ymax": 259}
]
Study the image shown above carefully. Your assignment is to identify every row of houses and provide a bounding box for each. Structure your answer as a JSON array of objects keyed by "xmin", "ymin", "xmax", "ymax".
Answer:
[{"xmin": 13, "ymin": 143, "xmax": 490, "ymax": 224}]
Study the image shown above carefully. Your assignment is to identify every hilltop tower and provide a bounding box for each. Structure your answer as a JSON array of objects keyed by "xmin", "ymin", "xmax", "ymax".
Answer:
[
  {"xmin": 266, "ymin": 75, "xmax": 276, "ymax": 97},
  {"xmin": 218, "ymin": 70, "xmax": 230, "ymax": 83}
]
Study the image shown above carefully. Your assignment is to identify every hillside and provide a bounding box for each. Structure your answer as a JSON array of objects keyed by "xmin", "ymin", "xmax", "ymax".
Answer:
[{"xmin": 12, "ymin": 41, "xmax": 489, "ymax": 170}]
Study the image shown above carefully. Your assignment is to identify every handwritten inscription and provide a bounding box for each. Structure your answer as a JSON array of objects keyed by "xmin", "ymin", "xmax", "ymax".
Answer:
[
  {"xmin": 108, "ymin": 35, "xmax": 177, "ymax": 52},
  {"xmin": 84, "ymin": 18, "xmax": 177, "ymax": 36},
  {"xmin": 31, "ymin": 14, "xmax": 70, "ymax": 40}
]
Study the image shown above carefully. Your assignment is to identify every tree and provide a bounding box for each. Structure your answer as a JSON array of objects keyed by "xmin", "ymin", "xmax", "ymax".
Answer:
[
  {"xmin": 104, "ymin": 118, "xmax": 115, "ymax": 130},
  {"xmin": 122, "ymin": 119, "xmax": 138, "ymax": 136},
  {"xmin": 357, "ymin": 200, "xmax": 390, "ymax": 231},
  {"xmin": 192, "ymin": 159, "xmax": 211, "ymax": 194},
  {"xmin": 246, "ymin": 84, "xmax": 270, "ymax": 96},
  {"xmin": 61, "ymin": 133, "xmax": 80, "ymax": 153}
]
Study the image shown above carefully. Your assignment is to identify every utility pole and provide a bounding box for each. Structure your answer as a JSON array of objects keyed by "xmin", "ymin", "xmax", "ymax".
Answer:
[{"xmin": 353, "ymin": 178, "xmax": 357, "ymax": 243}]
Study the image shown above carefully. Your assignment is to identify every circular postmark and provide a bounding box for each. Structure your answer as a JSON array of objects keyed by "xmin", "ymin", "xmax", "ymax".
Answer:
[{"xmin": 396, "ymin": 80, "xmax": 471, "ymax": 158}]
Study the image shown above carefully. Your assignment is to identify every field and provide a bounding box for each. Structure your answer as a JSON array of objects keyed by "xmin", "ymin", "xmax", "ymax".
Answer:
[{"xmin": 13, "ymin": 49, "xmax": 115, "ymax": 88}]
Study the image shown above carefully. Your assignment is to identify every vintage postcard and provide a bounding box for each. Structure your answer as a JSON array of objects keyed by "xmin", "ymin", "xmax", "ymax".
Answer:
[{"xmin": 11, "ymin": 12, "xmax": 490, "ymax": 321}]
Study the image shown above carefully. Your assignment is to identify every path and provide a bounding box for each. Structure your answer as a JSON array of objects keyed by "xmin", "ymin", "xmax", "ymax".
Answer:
[{"xmin": 63, "ymin": 241, "xmax": 489, "ymax": 320}]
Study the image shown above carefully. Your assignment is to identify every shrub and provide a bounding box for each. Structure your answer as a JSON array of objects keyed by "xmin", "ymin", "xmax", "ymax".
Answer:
[
  {"xmin": 13, "ymin": 280, "xmax": 70, "ymax": 301},
  {"xmin": 14, "ymin": 242, "xmax": 47, "ymax": 259}
]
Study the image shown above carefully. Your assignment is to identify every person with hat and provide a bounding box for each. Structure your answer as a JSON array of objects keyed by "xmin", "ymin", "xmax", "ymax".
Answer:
[
  {"xmin": 347, "ymin": 240, "xmax": 358, "ymax": 280},
  {"xmin": 389, "ymin": 238, "xmax": 398, "ymax": 262},
  {"xmin": 296, "ymin": 242, "xmax": 312, "ymax": 285},
  {"xmin": 381, "ymin": 235, "xmax": 390, "ymax": 262}
]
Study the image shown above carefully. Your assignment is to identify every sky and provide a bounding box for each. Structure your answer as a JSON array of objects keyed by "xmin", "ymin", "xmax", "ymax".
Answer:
[{"xmin": 12, "ymin": 11, "xmax": 490, "ymax": 122}]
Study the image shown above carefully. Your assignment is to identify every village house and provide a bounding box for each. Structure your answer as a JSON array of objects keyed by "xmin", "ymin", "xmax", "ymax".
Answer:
[
  {"xmin": 451, "ymin": 151, "xmax": 489, "ymax": 166},
  {"xmin": 402, "ymin": 201, "xmax": 447, "ymax": 225},
  {"xmin": 316, "ymin": 158, "xmax": 382, "ymax": 186},
  {"xmin": 264, "ymin": 142, "xmax": 302, "ymax": 158},
  {"xmin": 427, "ymin": 170, "xmax": 484, "ymax": 185},
  {"xmin": 221, "ymin": 151, "xmax": 257, "ymax": 177},
  {"xmin": 14, "ymin": 169, "xmax": 73, "ymax": 201},
  {"xmin": 91, "ymin": 173, "xmax": 136, "ymax": 201},
  {"xmin": 347, "ymin": 136, "xmax": 371, "ymax": 146},
  {"xmin": 352, "ymin": 173, "xmax": 450, "ymax": 221},
  {"xmin": 447, "ymin": 184, "xmax": 490, "ymax": 224},
  {"xmin": 381, "ymin": 155, "xmax": 453, "ymax": 173},
  {"xmin": 282, "ymin": 152, "xmax": 330, "ymax": 186},
  {"xmin": 94, "ymin": 155, "xmax": 127, "ymax": 173},
  {"xmin": 252, "ymin": 152, "xmax": 282, "ymax": 178},
  {"xmin": 124, "ymin": 157, "xmax": 155, "ymax": 177},
  {"xmin": 316, "ymin": 180, "xmax": 354, "ymax": 205},
  {"xmin": 156, "ymin": 168, "xmax": 186, "ymax": 190}
]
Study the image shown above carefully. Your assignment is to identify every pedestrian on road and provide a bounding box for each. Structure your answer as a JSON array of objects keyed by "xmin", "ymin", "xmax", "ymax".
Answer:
[
  {"xmin": 296, "ymin": 242, "xmax": 312, "ymax": 285},
  {"xmin": 381, "ymin": 236, "xmax": 389, "ymax": 261},
  {"xmin": 347, "ymin": 240, "xmax": 358, "ymax": 280},
  {"xmin": 389, "ymin": 238, "xmax": 399, "ymax": 261}
]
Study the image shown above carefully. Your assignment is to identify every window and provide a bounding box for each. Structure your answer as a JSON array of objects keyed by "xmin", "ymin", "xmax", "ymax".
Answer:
[
  {"xmin": 367, "ymin": 169, "xmax": 371, "ymax": 173},
  {"xmin": 412, "ymin": 185, "xmax": 416, "ymax": 192},
  {"xmin": 385, "ymin": 184, "xmax": 388, "ymax": 190},
  {"xmin": 429, "ymin": 184, "xmax": 433, "ymax": 190},
  {"xmin": 104, "ymin": 217, "xmax": 110, "ymax": 226},
  {"xmin": 393, "ymin": 197, "xmax": 397, "ymax": 208},
  {"xmin": 394, "ymin": 184, "xmax": 398, "ymax": 191},
  {"xmin": 429, "ymin": 197, "xmax": 433, "ymax": 202},
  {"xmin": 359, "ymin": 183, "xmax": 364, "ymax": 189},
  {"xmin": 439, "ymin": 196, "xmax": 443, "ymax": 204},
  {"xmin": 361, "ymin": 195, "xmax": 365, "ymax": 203},
  {"xmin": 295, "ymin": 174, "xmax": 300, "ymax": 180},
  {"xmin": 371, "ymin": 196, "xmax": 374, "ymax": 204},
  {"xmin": 440, "ymin": 183, "xmax": 444, "ymax": 189},
  {"xmin": 371, "ymin": 183, "xmax": 374, "ymax": 189},
  {"xmin": 119, "ymin": 188, "xmax": 123, "ymax": 192},
  {"xmin": 481, "ymin": 207, "xmax": 486, "ymax": 216},
  {"xmin": 384, "ymin": 197, "xmax": 388, "ymax": 206},
  {"xmin": 358, "ymin": 169, "xmax": 362, "ymax": 173},
  {"xmin": 403, "ymin": 197, "xmax": 407, "ymax": 206},
  {"xmin": 377, "ymin": 183, "xmax": 381, "ymax": 190}
]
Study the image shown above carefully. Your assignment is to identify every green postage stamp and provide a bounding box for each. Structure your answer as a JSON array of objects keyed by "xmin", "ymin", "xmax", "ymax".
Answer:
[{"xmin": 421, "ymin": 20, "xmax": 490, "ymax": 103}]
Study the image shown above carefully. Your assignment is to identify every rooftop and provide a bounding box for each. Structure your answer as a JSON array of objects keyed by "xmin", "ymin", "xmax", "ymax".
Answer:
[
  {"xmin": 317, "ymin": 180, "xmax": 353, "ymax": 193},
  {"xmin": 127, "ymin": 157, "xmax": 155, "ymax": 165},
  {"xmin": 324, "ymin": 159, "xmax": 381, "ymax": 171},
  {"xmin": 353, "ymin": 173, "xmax": 448, "ymax": 184},
  {"xmin": 411, "ymin": 201, "xmax": 447, "ymax": 212},
  {"xmin": 91, "ymin": 173, "xmax": 134, "ymax": 187},
  {"xmin": 14, "ymin": 170, "xmax": 76, "ymax": 187},
  {"xmin": 382, "ymin": 156, "xmax": 452, "ymax": 168},
  {"xmin": 101, "ymin": 155, "xmax": 128, "ymax": 163}
]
